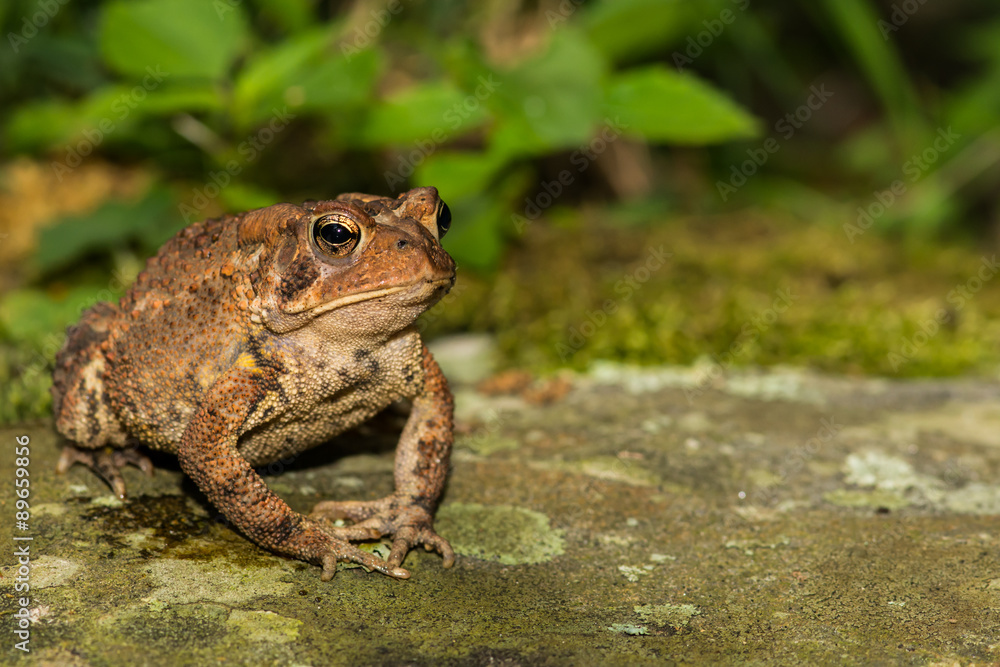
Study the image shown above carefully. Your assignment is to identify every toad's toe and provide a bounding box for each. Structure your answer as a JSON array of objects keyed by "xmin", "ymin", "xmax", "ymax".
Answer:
[{"xmin": 56, "ymin": 445, "xmax": 153, "ymax": 499}]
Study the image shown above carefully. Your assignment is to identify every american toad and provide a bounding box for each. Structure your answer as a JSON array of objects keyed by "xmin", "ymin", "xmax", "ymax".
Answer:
[{"xmin": 51, "ymin": 187, "xmax": 456, "ymax": 580}]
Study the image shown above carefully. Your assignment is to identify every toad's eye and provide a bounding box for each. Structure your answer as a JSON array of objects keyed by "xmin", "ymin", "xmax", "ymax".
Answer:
[
  {"xmin": 436, "ymin": 200, "xmax": 451, "ymax": 239},
  {"xmin": 312, "ymin": 215, "xmax": 361, "ymax": 256}
]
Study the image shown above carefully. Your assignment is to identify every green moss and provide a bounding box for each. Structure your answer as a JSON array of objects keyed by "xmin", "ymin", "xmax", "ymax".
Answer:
[
  {"xmin": 0, "ymin": 342, "xmax": 53, "ymax": 425},
  {"xmin": 144, "ymin": 558, "xmax": 296, "ymax": 605},
  {"xmin": 425, "ymin": 212, "xmax": 1000, "ymax": 379},
  {"xmin": 225, "ymin": 610, "xmax": 303, "ymax": 644},
  {"xmin": 634, "ymin": 603, "xmax": 701, "ymax": 629},
  {"xmin": 435, "ymin": 502, "xmax": 565, "ymax": 565},
  {"xmin": 103, "ymin": 603, "xmax": 230, "ymax": 648},
  {"xmin": 538, "ymin": 455, "xmax": 662, "ymax": 487}
]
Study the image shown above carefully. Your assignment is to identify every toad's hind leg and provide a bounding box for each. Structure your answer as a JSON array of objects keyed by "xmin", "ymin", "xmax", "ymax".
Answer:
[
  {"xmin": 52, "ymin": 301, "xmax": 141, "ymax": 497},
  {"xmin": 52, "ymin": 301, "xmax": 124, "ymax": 446}
]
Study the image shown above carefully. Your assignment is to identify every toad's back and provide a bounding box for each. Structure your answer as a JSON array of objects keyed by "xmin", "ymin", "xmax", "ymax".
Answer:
[{"xmin": 52, "ymin": 214, "xmax": 250, "ymax": 450}]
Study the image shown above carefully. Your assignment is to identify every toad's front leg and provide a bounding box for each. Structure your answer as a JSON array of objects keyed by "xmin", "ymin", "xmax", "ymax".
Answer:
[
  {"xmin": 311, "ymin": 344, "xmax": 455, "ymax": 570},
  {"xmin": 177, "ymin": 364, "xmax": 408, "ymax": 580}
]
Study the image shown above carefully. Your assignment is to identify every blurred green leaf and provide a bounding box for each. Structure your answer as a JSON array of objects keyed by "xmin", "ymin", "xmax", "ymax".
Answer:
[
  {"xmin": 296, "ymin": 48, "xmax": 381, "ymax": 111},
  {"xmin": 947, "ymin": 67, "xmax": 1000, "ymax": 139},
  {"xmin": 4, "ymin": 100, "xmax": 80, "ymax": 151},
  {"xmin": 4, "ymin": 80, "xmax": 225, "ymax": 152},
  {"xmin": 414, "ymin": 149, "xmax": 509, "ymax": 201},
  {"xmin": 356, "ymin": 80, "xmax": 488, "ymax": 147},
  {"xmin": 20, "ymin": 34, "xmax": 106, "ymax": 94},
  {"xmin": 235, "ymin": 30, "xmax": 326, "ymax": 106},
  {"xmin": 604, "ymin": 65, "xmax": 759, "ymax": 144},
  {"xmin": 440, "ymin": 169, "xmax": 533, "ymax": 271},
  {"xmin": 81, "ymin": 81, "xmax": 227, "ymax": 121},
  {"xmin": 143, "ymin": 82, "xmax": 227, "ymax": 115},
  {"xmin": 817, "ymin": 0, "xmax": 923, "ymax": 140},
  {"xmin": 489, "ymin": 29, "xmax": 606, "ymax": 155},
  {"xmin": 441, "ymin": 194, "xmax": 506, "ymax": 272},
  {"xmin": 35, "ymin": 188, "xmax": 180, "ymax": 274},
  {"xmin": 220, "ymin": 181, "xmax": 283, "ymax": 212},
  {"xmin": 233, "ymin": 29, "xmax": 380, "ymax": 129},
  {"xmin": 0, "ymin": 286, "xmax": 105, "ymax": 344},
  {"xmin": 583, "ymin": 0, "xmax": 693, "ymax": 64},
  {"xmin": 100, "ymin": 0, "xmax": 249, "ymax": 80}
]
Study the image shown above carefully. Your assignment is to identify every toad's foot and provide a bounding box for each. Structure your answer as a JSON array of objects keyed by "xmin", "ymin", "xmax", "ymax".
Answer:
[
  {"xmin": 306, "ymin": 519, "xmax": 411, "ymax": 581},
  {"xmin": 56, "ymin": 445, "xmax": 154, "ymax": 500},
  {"xmin": 311, "ymin": 497, "xmax": 455, "ymax": 570}
]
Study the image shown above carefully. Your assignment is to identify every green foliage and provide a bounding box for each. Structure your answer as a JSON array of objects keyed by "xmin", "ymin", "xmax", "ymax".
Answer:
[
  {"xmin": 817, "ymin": 0, "xmax": 921, "ymax": 135},
  {"xmin": 34, "ymin": 189, "xmax": 181, "ymax": 275},
  {"xmin": 2, "ymin": 0, "xmax": 760, "ymax": 272},
  {"xmin": 232, "ymin": 28, "xmax": 381, "ymax": 129},
  {"xmin": 357, "ymin": 80, "xmax": 485, "ymax": 147},
  {"xmin": 583, "ymin": 0, "xmax": 695, "ymax": 63},
  {"xmin": 605, "ymin": 66, "xmax": 759, "ymax": 144},
  {"xmin": 491, "ymin": 29, "xmax": 606, "ymax": 152},
  {"xmin": 100, "ymin": 0, "xmax": 249, "ymax": 80},
  {"xmin": 0, "ymin": 286, "xmax": 107, "ymax": 344}
]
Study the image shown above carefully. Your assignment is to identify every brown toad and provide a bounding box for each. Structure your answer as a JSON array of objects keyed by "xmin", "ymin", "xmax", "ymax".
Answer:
[{"xmin": 51, "ymin": 187, "xmax": 456, "ymax": 580}]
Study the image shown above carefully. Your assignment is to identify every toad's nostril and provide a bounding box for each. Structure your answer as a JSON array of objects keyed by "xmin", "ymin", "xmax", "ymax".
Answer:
[{"xmin": 396, "ymin": 239, "xmax": 409, "ymax": 250}]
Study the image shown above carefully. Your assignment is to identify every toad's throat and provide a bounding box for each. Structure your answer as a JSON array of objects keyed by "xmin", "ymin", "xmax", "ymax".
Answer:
[{"xmin": 287, "ymin": 277, "xmax": 454, "ymax": 316}]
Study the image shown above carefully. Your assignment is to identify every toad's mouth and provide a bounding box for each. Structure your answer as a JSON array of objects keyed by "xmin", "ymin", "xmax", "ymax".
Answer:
[{"xmin": 292, "ymin": 277, "xmax": 455, "ymax": 317}]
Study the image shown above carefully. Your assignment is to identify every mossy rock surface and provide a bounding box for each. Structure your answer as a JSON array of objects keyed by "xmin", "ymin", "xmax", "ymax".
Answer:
[{"xmin": 5, "ymin": 365, "xmax": 1000, "ymax": 664}]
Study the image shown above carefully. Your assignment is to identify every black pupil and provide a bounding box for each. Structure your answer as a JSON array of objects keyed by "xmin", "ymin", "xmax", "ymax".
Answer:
[
  {"xmin": 437, "ymin": 202, "xmax": 452, "ymax": 234},
  {"xmin": 320, "ymin": 222, "xmax": 353, "ymax": 246}
]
